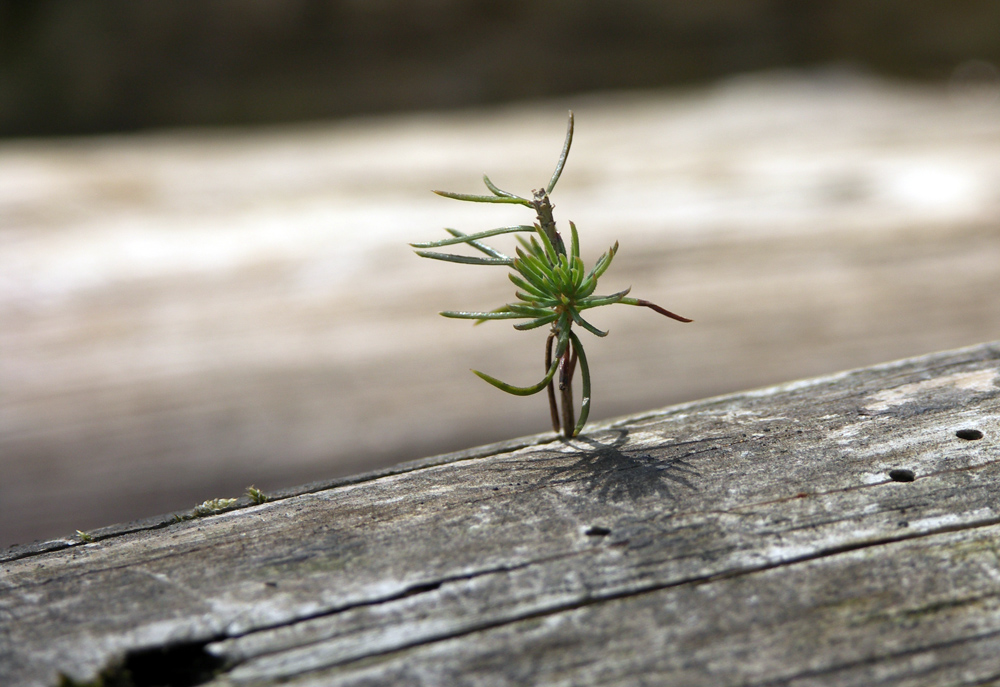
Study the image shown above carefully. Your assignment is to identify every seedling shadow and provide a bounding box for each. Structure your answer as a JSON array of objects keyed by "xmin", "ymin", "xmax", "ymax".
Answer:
[{"xmin": 535, "ymin": 429, "xmax": 704, "ymax": 503}]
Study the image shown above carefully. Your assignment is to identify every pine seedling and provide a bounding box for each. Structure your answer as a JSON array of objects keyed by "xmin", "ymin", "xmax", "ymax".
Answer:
[{"xmin": 412, "ymin": 112, "xmax": 691, "ymax": 437}]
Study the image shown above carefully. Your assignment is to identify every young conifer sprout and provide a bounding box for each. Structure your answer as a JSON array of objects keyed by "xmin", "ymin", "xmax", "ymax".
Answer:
[{"xmin": 412, "ymin": 112, "xmax": 691, "ymax": 438}]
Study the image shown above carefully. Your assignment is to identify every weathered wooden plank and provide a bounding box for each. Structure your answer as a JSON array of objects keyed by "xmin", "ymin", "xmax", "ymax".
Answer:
[
  {"xmin": 256, "ymin": 526, "xmax": 1000, "ymax": 687},
  {"xmin": 1, "ymin": 341, "xmax": 998, "ymax": 686}
]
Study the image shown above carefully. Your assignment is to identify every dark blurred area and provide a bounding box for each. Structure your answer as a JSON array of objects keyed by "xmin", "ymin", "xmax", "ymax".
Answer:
[{"xmin": 2, "ymin": 0, "xmax": 1000, "ymax": 138}]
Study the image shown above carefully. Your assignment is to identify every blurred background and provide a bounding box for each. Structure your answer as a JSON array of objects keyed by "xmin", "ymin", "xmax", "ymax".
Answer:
[{"xmin": 2, "ymin": 0, "xmax": 1000, "ymax": 548}]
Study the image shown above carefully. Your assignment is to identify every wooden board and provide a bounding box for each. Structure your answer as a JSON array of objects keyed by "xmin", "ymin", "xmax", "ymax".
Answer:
[
  {"xmin": 3, "ymin": 73, "xmax": 1000, "ymax": 549},
  {"xmin": 2, "ymin": 340, "xmax": 998, "ymax": 686}
]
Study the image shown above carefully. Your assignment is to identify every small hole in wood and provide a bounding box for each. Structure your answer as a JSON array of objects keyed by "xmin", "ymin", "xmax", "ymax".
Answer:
[
  {"xmin": 888, "ymin": 469, "xmax": 915, "ymax": 482},
  {"xmin": 101, "ymin": 642, "xmax": 225, "ymax": 687},
  {"xmin": 956, "ymin": 429, "xmax": 984, "ymax": 441},
  {"xmin": 585, "ymin": 526, "xmax": 611, "ymax": 536}
]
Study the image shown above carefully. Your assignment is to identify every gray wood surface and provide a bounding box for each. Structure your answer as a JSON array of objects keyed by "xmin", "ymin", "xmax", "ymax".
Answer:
[
  {"xmin": 3, "ymin": 72, "xmax": 1000, "ymax": 549},
  {"xmin": 2, "ymin": 340, "xmax": 998, "ymax": 686}
]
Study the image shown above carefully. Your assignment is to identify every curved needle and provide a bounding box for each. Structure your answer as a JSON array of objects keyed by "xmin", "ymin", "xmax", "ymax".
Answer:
[{"xmin": 546, "ymin": 111, "xmax": 574, "ymax": 194}]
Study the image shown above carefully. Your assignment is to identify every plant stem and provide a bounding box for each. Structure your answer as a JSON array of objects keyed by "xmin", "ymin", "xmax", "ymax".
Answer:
[
  {"xmin": 559, "ymin": 342, "xmax": 578, "ymax": 438},
  {"xmin": 545, "ymin": 333, "xmax": 560, "ymax": 434}
]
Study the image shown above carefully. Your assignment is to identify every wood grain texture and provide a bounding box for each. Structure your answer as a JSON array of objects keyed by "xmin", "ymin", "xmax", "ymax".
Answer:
[{"xmin": 2, "ymin": 341, "xmax": 998, "ymax": 686}]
